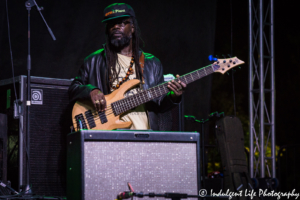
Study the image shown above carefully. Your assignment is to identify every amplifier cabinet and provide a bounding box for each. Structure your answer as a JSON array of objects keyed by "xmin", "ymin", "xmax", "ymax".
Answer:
[
  {"xmin": 0, "ymin": 75, "xmax": 72, "ymax": 195},
  {"xmin": 67, "ymin": 130, "xmax": 201, "ymax": 200},
  {"xmin": 0, "ymin": 114, "xmax": 7, "ymax": 182}
]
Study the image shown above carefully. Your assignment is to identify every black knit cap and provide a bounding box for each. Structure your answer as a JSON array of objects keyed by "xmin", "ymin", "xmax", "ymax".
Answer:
[{"xmin": 102, "ymin": 3, "xmax": 135, "ymax": 23}]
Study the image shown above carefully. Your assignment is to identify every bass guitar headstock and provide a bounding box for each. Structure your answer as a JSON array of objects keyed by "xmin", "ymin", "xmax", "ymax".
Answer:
[{"xmin": 212, "ymin": 57, "xmax": 245, "ymax": 74}]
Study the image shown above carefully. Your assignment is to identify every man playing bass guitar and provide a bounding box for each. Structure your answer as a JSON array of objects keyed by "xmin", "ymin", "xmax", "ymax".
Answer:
[{"xmin": 68, "ymin": 3, "xmax": 186, "ymax": 130}]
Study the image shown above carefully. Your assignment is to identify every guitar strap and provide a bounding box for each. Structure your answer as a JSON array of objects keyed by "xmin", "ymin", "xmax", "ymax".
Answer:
[{"xmin": 139, "ymin": 52, "xmax": 145, "ymax": 84}]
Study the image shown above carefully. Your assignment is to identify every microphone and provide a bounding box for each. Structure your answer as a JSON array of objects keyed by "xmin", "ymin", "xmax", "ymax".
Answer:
[{"xmin": 117, "ymin": 191, "xmax": 133, "ymax": 199}]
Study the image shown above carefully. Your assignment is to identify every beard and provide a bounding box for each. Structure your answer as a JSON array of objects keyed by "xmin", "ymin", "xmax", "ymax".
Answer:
[{"xmin": 109, "ymin": 31, "xmax": 132, "ymax": 48}]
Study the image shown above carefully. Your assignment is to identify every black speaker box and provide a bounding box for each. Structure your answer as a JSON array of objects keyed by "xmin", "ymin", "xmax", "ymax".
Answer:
[
  {"xmin": 158, "ymin": 98, "xmax": 184, "ymax": 131},
  {"xmin": 215, "ymin": 116, "xmax": 257, "ymax": 200},
  {"xmin": 0, "ymin": 76, "xmax": 72, "ymax": 196},
  {"xmin": 215, "ymin": 116, "xmax": 248, "ymax": 175},
  {"xmin": 67, "ymin": 130, "xmax": 201, "ymax": 200},
  {"xmin": 0, "ymin": 113, "xmax": 8, "ymax": 183}
]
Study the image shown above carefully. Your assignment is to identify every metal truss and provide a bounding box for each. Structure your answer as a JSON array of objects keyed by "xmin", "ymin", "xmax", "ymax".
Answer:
[{"xmin": 249, "ymin": 0, "xmax": 275, "ymax": 178}]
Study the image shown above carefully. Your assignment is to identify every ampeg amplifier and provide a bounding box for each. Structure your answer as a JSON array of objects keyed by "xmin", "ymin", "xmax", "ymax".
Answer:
[
  {"xmin": 67, "ymin": 130, "xmax": 200, "ymax": 200},
  {"xmin": 0, "ymin": 76, "xmax": 73, "ymax": 196}
]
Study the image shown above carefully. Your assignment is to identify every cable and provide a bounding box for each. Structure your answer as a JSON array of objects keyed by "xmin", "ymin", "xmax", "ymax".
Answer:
[
  {"xmin": 5, "ymin": 0, "xmax": 18, "ymax": 100},
  {"xmin": 0, "ymin": 184, "xmax": 31, "ymax": 199}
]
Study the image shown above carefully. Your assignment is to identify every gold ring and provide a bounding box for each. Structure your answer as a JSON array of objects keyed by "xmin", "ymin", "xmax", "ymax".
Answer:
[{"xmin": 95, "ymin": 100, "xmax": 100, "ymax": 104}]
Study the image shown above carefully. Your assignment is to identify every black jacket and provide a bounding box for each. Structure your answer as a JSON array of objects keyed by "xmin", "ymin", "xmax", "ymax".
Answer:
[{"xmin": 68, "ymin": 47, "xmax": 178, "ymax": 130}]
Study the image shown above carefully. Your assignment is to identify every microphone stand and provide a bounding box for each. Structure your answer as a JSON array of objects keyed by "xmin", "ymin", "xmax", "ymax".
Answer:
[{"xmin": 23, "ymin": 0, "xmax": 55, "ymax": 193}]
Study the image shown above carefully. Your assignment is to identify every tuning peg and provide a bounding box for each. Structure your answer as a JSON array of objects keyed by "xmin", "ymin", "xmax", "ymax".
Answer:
[
  {"xmin": 208, "ymin": 55, "xmax": 218, "ymax": 61},
  {"xmin": 226, "ymin": 54, "xmax": 233, "ymax": 63}
]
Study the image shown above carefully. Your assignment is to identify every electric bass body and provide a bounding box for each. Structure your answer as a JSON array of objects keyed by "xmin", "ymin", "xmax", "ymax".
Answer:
[
  {"xmin": 72, "ymin": 57, "xmax": 245, "ymax": 131},
  {"xmin": 72, "ymin": 79, "xmax": 141, "ymax": 131}
]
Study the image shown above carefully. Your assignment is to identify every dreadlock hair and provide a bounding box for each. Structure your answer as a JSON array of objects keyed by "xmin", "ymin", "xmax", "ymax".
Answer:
[{"xmin": 105, "ymin": 17, "xmax": 143, "ymax": 90}]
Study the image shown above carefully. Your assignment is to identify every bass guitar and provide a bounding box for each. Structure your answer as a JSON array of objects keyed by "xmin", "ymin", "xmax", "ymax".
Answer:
[{"xmin": 72, "ymin": 57, "xmax": 244, "ymax": 131}]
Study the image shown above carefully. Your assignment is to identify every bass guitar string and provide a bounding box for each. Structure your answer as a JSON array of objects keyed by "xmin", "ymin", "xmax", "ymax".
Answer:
[
  {"xmin": 73, "ymin": 64, "xmax": 220, "ymax": 128},
  {"xmin": 113, "ymin": 65, "xmax": 214, "ymax": 113}
]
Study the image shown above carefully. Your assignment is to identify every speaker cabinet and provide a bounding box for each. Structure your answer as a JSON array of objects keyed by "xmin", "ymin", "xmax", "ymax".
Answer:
[
  {"xmin": 67, "ymin": 130, "xmax": 200, "ymax": 200},
  {"xmin": 0, "ymin": 114, "xmax": 7, "ymax": 183},
  {"xmin": 215, "ymin": 116, "xmax": 248, "ymax": 175},
  {"xmin": 0, "ymin": 76, "xmax": 72, "ymax": 196},
  {"xmin": 215, "ymin": 116, "xmax": 256, "ymax": 200}
]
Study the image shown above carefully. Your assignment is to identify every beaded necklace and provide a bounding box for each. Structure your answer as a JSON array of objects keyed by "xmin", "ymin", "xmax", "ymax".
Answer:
[{"xmin": 111, "ymin": 55, "xmax": 134, "ymax": 90}]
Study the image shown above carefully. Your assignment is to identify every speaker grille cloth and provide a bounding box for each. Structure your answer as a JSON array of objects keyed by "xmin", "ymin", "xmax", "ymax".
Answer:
[
  {"xmin": 29, "ymin": 87, "xmax": 68, "ymax": 196},
  {"xmin": 84, "ymin": 142, "xmax": 197, "ymax": 200},
  {"xmin": 158, "ymin": 104, "xmax": 182, "ymax": 131}
]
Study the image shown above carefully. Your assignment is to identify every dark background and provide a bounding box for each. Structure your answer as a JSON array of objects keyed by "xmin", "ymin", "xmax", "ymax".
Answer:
[
  {"xmin": 0, "ymin": 0, "xmax": 216, "ymax": 135},
  {"xmin": 213, "ymin": 0, "xmax": 300, "ymax": 146},
  {"xmin": 2, "ymin": 0, "xmax": 299, "ymax": 143},
  {"xmin": 0, "ymin": 0, "xmax": 299, "ymax": 191}
]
